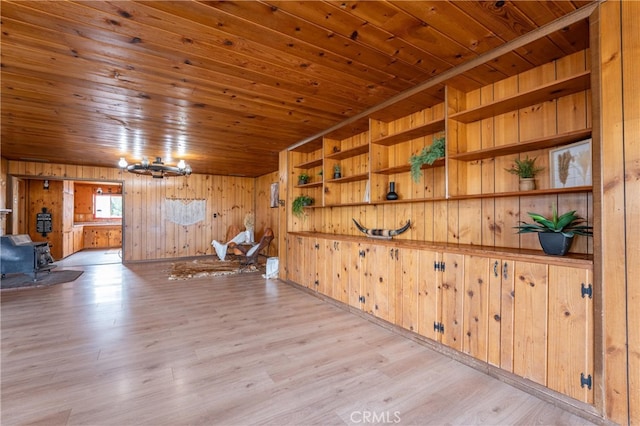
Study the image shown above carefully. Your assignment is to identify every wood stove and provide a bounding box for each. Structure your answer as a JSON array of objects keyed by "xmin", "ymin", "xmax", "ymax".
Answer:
[{"xmin": 1, "ymin": 234, "xmax": 55, "ymax": 280}]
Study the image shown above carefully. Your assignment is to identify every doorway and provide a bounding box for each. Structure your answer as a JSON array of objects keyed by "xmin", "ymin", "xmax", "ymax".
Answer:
[{"xmin": 13, "ymin": 178, "xmax": 124, "ymax": 265}]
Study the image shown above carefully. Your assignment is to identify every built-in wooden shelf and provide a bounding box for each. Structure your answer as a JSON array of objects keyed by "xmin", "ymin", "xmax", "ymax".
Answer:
[
  {"xmin": 326, "ymin": 172, "xmax": 369, "ymax": 184},
  {"xmin": 371, "ymin": 118, "xmax": 446, "ymax": 146},
  {"xmin": 324, "ymin": 201, "xmax": 370, "ymax": 207},
  {"xmin": 325, "ymin": 144, "xmax": 369, "ymax": 160},
  {"xmin": 373, "ymin": 158, "xmax": 445, "ymax": 175},
  {"xmin": 449, "ymin": 71, "xmax": 591, "ymax": 123},
  {"xmin": 295, "ymin": 158, "xmax": 323, "ymax": 169},
  {"xmin": 450, "ymin": 129, "xmax": 592, "ymax": 161},
  {"xmin": 295, "ymin": 181, "xmax": 322, "ymax": 189},
  {"xmin": 374, "ymin": 196, "xmax": 448, "ymax": 204},
  {"xmin": 449, "ymin": 185, "xmax": 592, "ymax": 200}
]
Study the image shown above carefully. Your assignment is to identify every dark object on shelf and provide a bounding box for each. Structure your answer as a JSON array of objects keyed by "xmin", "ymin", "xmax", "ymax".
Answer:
[
  {"xmin": 1, "ymin": 234, "xmax": 56, "ymax": 280},
  {"xmin": 333, "ymin": 164, "xmax": 341, "ymax": 179},
  {"xmin": 352, "ymin": 219, "xmax": 411, "ymax": 240},
  {"xmin": 298, "ymin": 173, "xmax": 309, "ymax": 185},
  {"xmin": 538, "ymin": 232, "xmax": 574, "ymax": 256},
  {"xmin": 386, "ymin": 182, "xmax": 399, "ymax": 200}
]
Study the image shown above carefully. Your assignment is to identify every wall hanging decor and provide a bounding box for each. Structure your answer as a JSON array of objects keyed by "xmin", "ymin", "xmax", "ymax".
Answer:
[
  {"xmin": 165, "ymin": 198, "xmax": 205, "ymax": 226},
  {"xmin": 352, "ymin": 218, "xmax": 411, "ymax": 239},
  {"xmin": 549, "ymin": 139, "xmax": 592, "ymax": 188}
]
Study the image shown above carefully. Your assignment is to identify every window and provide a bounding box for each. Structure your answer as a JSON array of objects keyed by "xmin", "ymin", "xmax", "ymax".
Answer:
[{"xmin": 94, "ymin": 194, "xmax": 123, "ymax": 219}]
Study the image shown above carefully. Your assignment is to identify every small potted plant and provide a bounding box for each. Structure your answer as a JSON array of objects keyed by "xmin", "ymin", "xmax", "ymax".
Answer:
[
  {"xmin": 410, "ymin": 136, "xmax": 445, "ymax": 183},
  {"xmin": 505, "ymin": 156, "xmax": 544, "ymax": 191},
  {"xmin": 333, "ymin": 164, "xmax": 342, "ymax": 179},
  {"xmin": 292, "ymin": 195, "xmax": 314, "ymax": 218},
  {"xmin": 514, "ymin": 205, "xmax": 592, "ymax": 255},
  {"xmin": 297, "ymin": 172, "xmax": 310, "ymax": 185}
]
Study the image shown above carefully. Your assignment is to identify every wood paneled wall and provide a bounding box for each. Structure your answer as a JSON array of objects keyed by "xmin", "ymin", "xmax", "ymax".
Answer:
[
  {"xmin": 26, "ymin": 179, "xmax": 66, "ymax": 259},
  {"xmin": 6, "ymin": 160, "xmax": 266, "ymax": 263},
  {"xmin": 254, "ymin": 171, "xmax": 280, "ymax": 258},
  {"xmin": 599, "ymin": 1, "xmax": 639, "ymax": 424},
  {"xmin": 0, "ymin": 157, "xmax": 7, "ymax": 235}
]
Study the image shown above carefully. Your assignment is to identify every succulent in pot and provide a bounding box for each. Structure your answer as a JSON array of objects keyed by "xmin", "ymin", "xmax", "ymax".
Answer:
[
  {"xmin": 333, "ymin": 164, "xmax": 342, "ymax": 179},
  {"xmin": 298, "ymin": 172, "xmax": 310, "ymax": 185},
  {"xmin": 514, "ymin": 205, "xmax": 592, "ymax": 255}
]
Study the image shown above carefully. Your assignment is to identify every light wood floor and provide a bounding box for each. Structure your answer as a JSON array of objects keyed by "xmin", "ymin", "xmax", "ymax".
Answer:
[{"xmin": 1, "ymin": 258, "xmax": 597, "ymax": 425}]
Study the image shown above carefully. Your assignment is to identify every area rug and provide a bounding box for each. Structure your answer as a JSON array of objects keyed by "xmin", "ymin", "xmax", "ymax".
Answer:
[
  {"xmin": 168, "ymin": 257, "xmax": 258, "ymax": 280},
  {"xmin": 1, "ymin": 270, "xmax": 84, "ymax": 290}
]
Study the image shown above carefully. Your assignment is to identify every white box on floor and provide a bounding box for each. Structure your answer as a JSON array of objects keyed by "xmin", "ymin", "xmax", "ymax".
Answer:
[{"xmin": 265, "ymin": 257, "xmax": 278, "ymax": 279}]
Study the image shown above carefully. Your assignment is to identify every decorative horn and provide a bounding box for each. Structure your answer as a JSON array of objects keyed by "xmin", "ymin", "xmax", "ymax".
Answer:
[{"xmin": 352, "ymin": 219, "xmax": 411, "ymax": 239}]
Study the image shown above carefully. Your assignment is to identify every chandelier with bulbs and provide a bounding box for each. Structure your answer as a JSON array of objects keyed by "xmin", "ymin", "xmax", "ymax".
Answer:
[{"xmin": 118, "ymin": 157, "xmax": 192, "ymax": 178}]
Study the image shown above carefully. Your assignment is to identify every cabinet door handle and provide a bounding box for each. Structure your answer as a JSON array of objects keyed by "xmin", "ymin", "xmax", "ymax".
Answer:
[
  {"xmin": 493, "ymin": 261, "xmax": 499, "ymax": 277},
  {"xmin": 503, "ymin": 262, "xmax": 508, "ymax": 280}
]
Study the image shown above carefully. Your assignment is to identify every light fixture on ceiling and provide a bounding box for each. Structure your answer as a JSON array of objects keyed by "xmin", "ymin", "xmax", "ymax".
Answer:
[{"xmin": 119, "ymin": 156, "xmax": 192, "ymax": 179}]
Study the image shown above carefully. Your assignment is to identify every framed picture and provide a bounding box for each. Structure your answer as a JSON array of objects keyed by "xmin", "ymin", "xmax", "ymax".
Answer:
[
  {"xmin": 270, "ymin": 182, "xmax": 279, "ymax": 208},
  {"xmin": 549, "ymin": 139, "xmax": 592, "ymax": 188}
]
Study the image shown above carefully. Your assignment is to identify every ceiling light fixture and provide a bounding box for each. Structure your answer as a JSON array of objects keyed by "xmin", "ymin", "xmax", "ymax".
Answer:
[{"xmin": 119, "ymin": 156, "xmax": 192, "ymax": 179}]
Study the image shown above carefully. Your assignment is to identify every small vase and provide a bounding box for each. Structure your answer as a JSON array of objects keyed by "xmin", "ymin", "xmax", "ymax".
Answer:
[
  {"xmin": 519, "ymin": 178, "xmax": 536, "ymax": 191},
  {"xmin": 386, "ymin": 182, "xmax": 399, "ymax": 200}
]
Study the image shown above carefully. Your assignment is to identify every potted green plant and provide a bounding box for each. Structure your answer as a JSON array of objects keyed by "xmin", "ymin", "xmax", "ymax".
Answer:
[
  {"xmin": 333, "ymin": 164, "xmax": 341, "ymax": 179},
  {"xmin": 297, "ymin": 172, "xmax": 310, "ymax": 185},
  {"xmin": 410, "ymin": 136, "xmax": 445, "ymax": 183},
  {"xmin": 514, "ymin": 205, "xmax": 592, "ymax": 255},
  {"xmin": 505, "ymin": 156, "xmax": 544, "ymax": 191},
  {"xmin": 292, "ymin": 195, "xmax": 313, "ymax": 218}
]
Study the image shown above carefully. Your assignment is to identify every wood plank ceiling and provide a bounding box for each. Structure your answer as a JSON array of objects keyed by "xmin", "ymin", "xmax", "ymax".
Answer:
[{"xmin": 1, "ymin": 1, "xmax": 592, "ymax": 177}]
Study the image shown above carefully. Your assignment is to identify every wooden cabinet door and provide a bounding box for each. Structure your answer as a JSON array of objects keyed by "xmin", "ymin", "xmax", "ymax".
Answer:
[
  {"xmin": 359, "ymin": 243, "xmax": 376, "ymax": 316},
  {"xmin": 463, "ymin": 256, "xmax": 516, "ymax": 368},
  {"xmin": 463, "ymin": 255, "xmax": 491, "ymax": 361},
  {"xmin": 440, "ymin": 253, "xmax": 464, "ymax": 351},
  {"xmin": 315, "ymin": 238, "xmax": 330, "ymax": 295},
  {"xmin": 303, "ymin": 237, "xmax": 319, "ymax": 291},
  {"xmin": 370, "ymin": 245, "xmax": 397, "ymax": 323},
  {"xmin": 513, "ymin": 261, "xmax": 549, "ymax": 386},
  {"xmin": 335, "ymin": 240, "xmax": 351, "ymax": 304},
  {"xmin": 417, "ymin": 249, "xmax": 442, "ymax": 341},
  {"xmin": 349, "ymin": 242, "xmax": 377, "ymax": 315},
  {"xmin": 286, "ymin": 235, "xmax": 304, "ymax": 285},
  {"xmin": 108, "ymin": 228, "xmax": 122, "ymax": 247},
  {"xmin": 321, "ymin": 239, "xmax": 342, "ymax": 299},
  {"xmin": 348, "ymin": 242, "xmax": 364, "ymax": 309},
  {"xmin": 400, "ymin": 248, "xmax": 420, "ymax": 333},
  {"xmin": 487, "ymin": 259, "xmax": 515, "ymax": 371},
  {"xmin": 547, "ymin": 265, "xmax": 593, "ymax": 403},
  {"xmin": 73, "ymin": 227, "xmax": 84, "ymax": 253}
]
